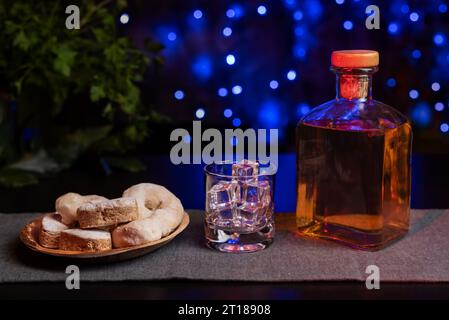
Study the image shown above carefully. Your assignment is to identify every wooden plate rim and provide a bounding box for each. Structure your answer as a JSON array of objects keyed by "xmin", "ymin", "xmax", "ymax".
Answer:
[{"xmin": 19, "ymin": 212, "xmax": 190, "ymax": 258}]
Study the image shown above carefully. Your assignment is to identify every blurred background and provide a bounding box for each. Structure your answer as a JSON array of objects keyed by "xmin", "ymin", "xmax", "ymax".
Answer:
[
  {"xmin": 0, "ymin": 0, "xmax": 448, "ymax": 212},
  {"xmin": 130, "ymin": 0, "xmax": 449, "ymax": 151}
]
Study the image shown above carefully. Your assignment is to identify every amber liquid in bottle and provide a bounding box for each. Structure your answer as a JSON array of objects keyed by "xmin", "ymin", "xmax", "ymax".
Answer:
[{"xmin": 296, "ymin": 60, "xmax": 412, "ymax": 250}]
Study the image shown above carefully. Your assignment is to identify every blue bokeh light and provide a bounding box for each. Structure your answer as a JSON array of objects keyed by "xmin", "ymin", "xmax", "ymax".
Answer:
[
  {"xmin": 218, "ymin": 88, "xmax": 228, "ymax": 97},
  {"xmin": 410, "ymin": 103, "xmax": 432, "ymax": 127},
  {"xmin": 119, "ymin": 13, "xmax": 130, "ymax": 24},
  {"xmin": 335, "ymin": 0, "xmax": 344, "ymax": 5},
  {"xmin": 148, "ymin": 1, "xmax": 449, "ymax": 143},
  {"xmin": 388, "ymin": 22, "xmax": 399, "ymax": 34},
  {"xmin": 257, "ymin": 5, "xmax": 267, "ymax": 15},
  {"xmin": 441, "ymin": 123, "xmax": 449, "ymax": 133},
  {"xmin": 195, "ymin": 108, "xmax": 205, "ymax": 119},
  {"xmin": 259, "ymin": 100, "xmax": 282, "ymax": 127},
  {"xmin": 400, "ymin": 4, "xmax": 409, "ymax": 14},
  {"xmin": 167, "ymin": 32, "xmax": 177, "ymax": 41},
  {"xmin": 232, "ymin": 118, "xmax": 241, "ymax": 127},
  {"xmin": 192, "ymin": 55, "xmax": 212, "ymax": 80},
  {"xmin": 226, "ymin": 54, "xmax": 236, "ymax": 65},
  {"xmin": 284, "ymin": 0, "xmax": 296, "ymax": 9},
  {"xmin": 434, "ymin": 33, "xmax": 445, "ymax": 46},
  {"xmin": 409, "ymin": 89, "xmax": 419, "ymax": 99},
  {"xmin": 386, "ymin": 78, "xmax": 397, "ymax": 88},
  {"xmin": 287, "ymin": 70, "xmax": 297, "ymax": 80},
  {"xmin": 409, "ymin": 12, "xmax": 419, "ymax": 22},
  {"xmin": 193, "ymin": 9, "xmax": 203, "ymax": 19},
  {"xmin": 343, "ymin": 20, "xmax": 353, "ymax": 30},
  {"xmin": 174, "ymin": 90, "xmax": 184, "ymax": 100},
  {"xmin": 232, "ymin": 85, "xmax": 242, "ymax": 95},
  {"xmin": 223, "ymin": 108, "xmax": 233, "ymax": 118},
  {"xmin": 293, "ymin": 45, "xmax": 307, "ymax": 59},
  {"xmin": 227, "ymin": 4, "xmax": 244, "ymax": 19},
  {"xmin": 269, "ymin": 80, "xmax": 279, "ymax": 89},
  {"xmin": 222, "ymin": 27, "xmax": 232, "ymax": 37},
  {"xmin": 294, "ymin": 26, "xmax": 305, "ymax": 37},
  {"xmin": 431, "ymin": 82, "xmax": 441, "ymax": 92},
  {"xmin": 226, "ymin": 9, "xmax": 236, "ymax": 18},
  {"xmin": 293, "ymin": 10, "xmax": 303, "ymax": 21},
  {"xmin": 155, "ymin": 26, "xmax": 180, "ymax": 48},
  {"xmin": 412, "ymin": 49, "xmax": 422, "ymax": 59},
  {"xmin": 304, "ymin": 0, "xmax": 323, "ymax": 20},
  {"xmin": 296, "ymin": 103, "xmax": 311, "ymax": 117},
  {"xmin": 435, "ymin": 102, "xmax": 445, "ymax": 111}
]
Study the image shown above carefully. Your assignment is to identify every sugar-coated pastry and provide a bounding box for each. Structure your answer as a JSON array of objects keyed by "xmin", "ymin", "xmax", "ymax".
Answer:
[
  {"xmin": 55, "ymin": 193, "xmax": 108, "ymax": 225},
  {"xmin": 112, "ymin": 183, "xmax": 184, "ymax": 248},
  {"xmin": 77, "ymin": 197, "xmax": 139, "ymax": 229},
  {"xmin": 59, "ymin": 229, "xmax": 112, "ymax": 252},
  {"xmin": 39, "ymin": 213, "xmax": 69, "ymax": 249}
]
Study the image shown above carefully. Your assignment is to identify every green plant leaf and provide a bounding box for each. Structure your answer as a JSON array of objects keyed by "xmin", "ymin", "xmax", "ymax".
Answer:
[
  {"xmin": 119, "ymin": 83, "xmax": 139, "ymax": 114},
  {"xmin": 92, "ymin": 28, "xmax": 109, "ymax": 42},
  {"xmin": 14, "ymin": 80, "xmax": 22, "ymax": 94},
  {"xmin": 124, "ymin": 125, "xmax": 138, "ymax": 141},
  {"xmin": 101, "ymin": 14, "xmax": 114, "ymax": 26},
  {"xmin": 53, "ymin": 45, "xmax": 77, "ymax": 77},
  {"xmin": 105, "ymin": 156, "xmax": 146, "ymax": 172},
  {"xmin": 13, "ymin": 30, "xmax": 30, "ymax": 51},
  {"xmin": 0, "ymin": 1, "xmax": 163, "ymax": 187},
  {"xmin": 0, "ymin": 169, "xmax": 38, "ymax": 188},
  {"xmin": 102, "ymin": 103, "xmax": 113, "ymax": 119},
  {"xmin": 5, "ymin": 21, "xmax": 18, "ymax": 35},
  {"xmin": 53, "ymin": 60, "xmax": 70, "ymax": 76},
  {"xmin": 90, "ymin": 85, "xmax": 105, "ymax": 102},
  {"xmin": 104, "ymin": 43, "xmax": 125, "ymax": 65}
]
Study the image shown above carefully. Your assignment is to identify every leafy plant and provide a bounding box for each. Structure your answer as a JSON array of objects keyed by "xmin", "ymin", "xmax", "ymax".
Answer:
[{"xmin": 0, "ymin": 0, "xmax": 164, "ymax": 187}]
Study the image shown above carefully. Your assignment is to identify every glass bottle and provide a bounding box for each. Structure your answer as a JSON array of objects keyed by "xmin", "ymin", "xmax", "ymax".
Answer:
[{"xmin": 296, "ymin": 50, "xmax": 412, "ymax": 250}]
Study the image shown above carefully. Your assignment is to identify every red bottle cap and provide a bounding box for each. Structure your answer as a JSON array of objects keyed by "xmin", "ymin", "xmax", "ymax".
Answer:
[{"xmin": 331, "ymin": 50, "xmax": 379, "ymax": 68}]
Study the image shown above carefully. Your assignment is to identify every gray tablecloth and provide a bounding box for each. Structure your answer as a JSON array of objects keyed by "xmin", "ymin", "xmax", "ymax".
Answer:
[{"xmin": 0, "ymin": 209, "xmax": 448, "ymax": 283}]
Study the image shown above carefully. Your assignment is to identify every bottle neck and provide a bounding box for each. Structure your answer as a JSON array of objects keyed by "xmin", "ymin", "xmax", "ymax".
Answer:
[{"xmin": 332, "ymin": 67, "xmax": 377, "ymax": 102}]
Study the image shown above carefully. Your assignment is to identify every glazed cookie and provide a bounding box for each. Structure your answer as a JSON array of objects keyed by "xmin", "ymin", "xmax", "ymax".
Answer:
[
  {"xmin": 59, "ymin": 229, "xmax": 112, "ymax": 252},
  {"xmin": 113, "ymin": 183, "xmax": 184, "ymax": 248},
  {"xmin": 39, "ymin": 213, "xmax": 69, "ymax": 249},
  {"xmin": 77, "ymin": 197, "xmax": 139, "ymax": 229},
  {"xmin": 55, "ymin": 193, "xmax": 108, "ymax": 225}
]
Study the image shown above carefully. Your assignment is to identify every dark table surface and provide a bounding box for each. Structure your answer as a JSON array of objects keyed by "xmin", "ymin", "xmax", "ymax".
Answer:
[
  {"xmin": 1, "ymin": 153, "xmax": 449, "ymax": 300},
  {"xmin": 2, "ymin": 281, "xmax": 449, "ymax": 300}
]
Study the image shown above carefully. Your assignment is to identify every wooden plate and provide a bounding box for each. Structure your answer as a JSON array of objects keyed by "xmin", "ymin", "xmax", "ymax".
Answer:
[{"xmin": 19, "ymin": 212, "xmax": 190, "ymax": 263}]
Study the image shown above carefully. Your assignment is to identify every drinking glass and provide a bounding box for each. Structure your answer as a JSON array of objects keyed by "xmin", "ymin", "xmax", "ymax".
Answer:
[{"xmin": 204, "ymin": 160, "xmax": 276, "ymax": 253}]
